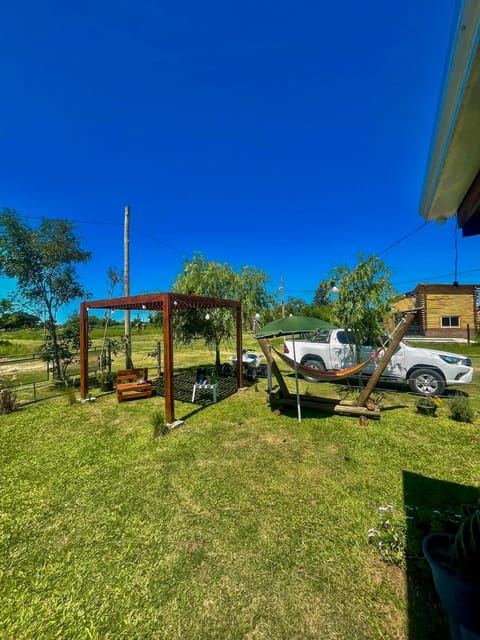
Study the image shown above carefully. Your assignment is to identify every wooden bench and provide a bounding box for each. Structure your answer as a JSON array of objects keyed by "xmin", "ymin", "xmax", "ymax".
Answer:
[{"xmin": 116, "ymin": 368, "xmax": 152, "ymax": 402}]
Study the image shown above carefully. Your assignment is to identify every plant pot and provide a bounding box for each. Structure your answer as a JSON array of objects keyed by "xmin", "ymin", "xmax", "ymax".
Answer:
[
  {"xmin": 423, "ymin": 533, "xmax": 480, "ymax": 638},
  {"xmin": 100, "ymin": 381, "xmax": 114, "ymax": 392},
  {"xmin": 416, "ymin": 404, "xmax": 437, "ymax": 416}
]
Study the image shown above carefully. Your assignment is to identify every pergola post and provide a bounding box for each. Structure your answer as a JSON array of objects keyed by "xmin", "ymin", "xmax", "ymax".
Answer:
[
  {"xmin": 163, "ymin": 294, "xmax": 175, "ymax": 424},
  {"xmin": 236, "ymin": 304, "xmax": 243, "ymax": 388},
  {"xmin": 80, "ymin": 302, "xmax": 89, "ymax": 399}
]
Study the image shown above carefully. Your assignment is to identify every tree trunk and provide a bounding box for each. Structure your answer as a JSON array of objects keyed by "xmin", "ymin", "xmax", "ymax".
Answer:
[{"xmin": 46, "ymin": 305, "xmax": 62, "ymax": 380}]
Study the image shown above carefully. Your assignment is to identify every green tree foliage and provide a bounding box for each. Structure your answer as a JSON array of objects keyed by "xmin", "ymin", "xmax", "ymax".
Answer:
[
  {"xmin": 313, "ymin": 279, "xmax": 334, "ymax": 306},
  {"xmin": 283, "ymin": 296, "xmax": 307, "ymax": 316},
  {"xmin": 331, "ymin": 254, "xmax": 396, "ymax": 360},
  {"xmin": 99, "ymin": 266, "xmax": 124, "ymax": 369},
  {"xmin": 0, "ymin": 298, "xmax": 13, "ymax": 316},
  {"xmin": 0, "ymin": 209, "xmax": 91, "ymax": 379},
  {"xmin": 39, "ymin": 318, "xmax": 91, "ymax": 381},
  {"xmin": 302, "ymin": 303, "xmax": 333, "ymax": 323},
  {"xmin": 0, "ymin": 308, "xmax": 41, "ymax": 330},
  {"xmin": 262, "ymin": 299, "xmax": 333, "ymax": 324},
  {"xmin": 171, "ymin": 252, "xmax": 272, "ymax": 367}
]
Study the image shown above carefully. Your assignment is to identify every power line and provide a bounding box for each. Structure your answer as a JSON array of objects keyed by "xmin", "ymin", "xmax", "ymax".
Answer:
[
  {"xmin": 20, "ymin": 211, "xmax": 470, "ymax": 291},
  {"xmin": 453, "ymin": 221, "xmax": 459, "ymax": 284},
  {"xmin": 21, "ymin": 213, "xmax": 184, "ymax": 254},
  {"xmin": 392, "ymin": 268, "xmax": 480, "ymax": 287},
  {"xmin": 376, "ymin": 220, "xmax": 431, "ymax": 257},
  {"xmin": 130, "ymin": 227, "xmax": 184, "ymax": 255},
  {"xmin": 22, "ymin": 214, "xmax": 123, "ymax": 227},
  {"xmin": 284, "ymin": 268, "xmax": 480, "ymax": 297}
]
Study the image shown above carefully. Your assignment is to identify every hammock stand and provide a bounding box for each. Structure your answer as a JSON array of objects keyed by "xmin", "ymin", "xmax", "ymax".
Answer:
[{"xmin": 256, "ymin": 311, "xmax": 417, "ymax": 420}]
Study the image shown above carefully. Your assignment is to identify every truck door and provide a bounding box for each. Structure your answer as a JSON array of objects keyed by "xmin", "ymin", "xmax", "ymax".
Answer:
[
  {"xmin": 330, "ymin": 330, "xmax": 357, "ymax": 369},
  {"xmin": 360, "ymin": 340, "xmax": 405, "ymax": 379}
]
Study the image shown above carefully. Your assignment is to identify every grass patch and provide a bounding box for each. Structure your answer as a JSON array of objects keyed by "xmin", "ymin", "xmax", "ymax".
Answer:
[
  {"xmin": 1, "ymin": 375, "xmax": 480, "ymax": 639},
  {"xmin": 1, "ymin": 330, "xmax": 480, "ymax": 637}
]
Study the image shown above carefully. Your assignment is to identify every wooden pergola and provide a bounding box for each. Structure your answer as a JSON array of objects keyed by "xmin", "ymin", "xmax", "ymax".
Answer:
[{"xmin": 79, "ymin": 292, "xmax": 243, "ymax": 423}]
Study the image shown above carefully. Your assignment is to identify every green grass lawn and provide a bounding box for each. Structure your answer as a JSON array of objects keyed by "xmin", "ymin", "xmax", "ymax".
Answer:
[
  {"xmin": 2, "ymin": 330, "xmax": 480, "ymax": 638},
  {"xmin": 1, "ymin": 359, "xmax": 480, "ymax": 639}
]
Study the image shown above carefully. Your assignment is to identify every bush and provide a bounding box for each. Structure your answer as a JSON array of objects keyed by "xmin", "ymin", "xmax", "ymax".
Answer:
[
  {"xmin": 449, "ymin": 395, "xmax": 475, "ymax": 423},
  {"xmin": 0, "ymin": 373, "xmax": 17, "ymax": 415},
  {"xmin": 65, "ymin": 385, "xmax": 77, "ymax": 406},
  {"xmin": 368, "ymin": 505, "xmax": 407, "ymax": 568},
  {"xmin": 151, "ymin": 409, "xmax": 168, "ymax": 437}
]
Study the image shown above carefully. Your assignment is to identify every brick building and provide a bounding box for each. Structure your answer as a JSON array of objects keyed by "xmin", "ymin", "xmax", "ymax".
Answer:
[{"xmin": 393, "ymin": 283, "xmax": 479, "ymax": 339}]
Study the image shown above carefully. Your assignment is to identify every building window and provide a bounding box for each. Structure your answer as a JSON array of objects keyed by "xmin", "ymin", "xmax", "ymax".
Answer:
[{"xmin": 441, "ymin": 316, "xmax": 460, "ymax": 328}]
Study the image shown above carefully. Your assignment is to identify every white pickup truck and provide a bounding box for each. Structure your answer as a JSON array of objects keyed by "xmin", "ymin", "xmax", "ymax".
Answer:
[{"xmin": 283, "ymin": 329, "xmax": 474, "ymax": 396}]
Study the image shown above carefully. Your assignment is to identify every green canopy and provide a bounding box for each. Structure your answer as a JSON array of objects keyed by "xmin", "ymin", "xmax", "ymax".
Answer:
[
  {"xmin": 255, "ymin": 315, "xmax": 335, "ymax": 423},
  {"xmin": 254, "ymin": 315, "xmax": 334, "ymax": 339}
]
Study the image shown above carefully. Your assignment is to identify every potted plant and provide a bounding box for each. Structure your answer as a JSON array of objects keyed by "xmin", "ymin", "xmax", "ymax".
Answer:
[
  {"xmin": 423, "ymin": 507, "xmax": 480, "ymax": 638},
  {"xmin": 415, "ymin": 396, "xmax": 441, "ymax": 416},
  {"xmin": 97, "ymin": 370, "xmax": 115, "ymax": 392}
]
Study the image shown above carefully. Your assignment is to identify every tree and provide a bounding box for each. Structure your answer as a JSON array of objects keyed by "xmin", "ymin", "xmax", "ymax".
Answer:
[
  {"xmin": 313, "ymin": 279, "xmax": 334, "ymax": 306},
  {"xmin": 301, "ymin": 303, "xmax": 333, "ymax": 323},
  {"xmin": 0, "ymin": 209, "xmax": 91, "ymax": 379},
  {"xmin": 0, "ymin": 298, "xmax": 41, "ymax": 330},
  {"xmin": 171, "ymin": 252, "xmax": 272, "ymax": 368},
  {"xmin": 237, "ymin": 265, "xmax": 274, "ymax": 329},
  {"xmin": 99, "ymin": 266, "xmax": 123, "ymax": 371},
  {"xmin": 262, "ymin": 296, "xmax": 334, "ymax": 324},
  {"xmin": 0, "ymin": 310, "xmax": 41, "ymax": 331},
  {"xmin": 0, "ymin": 298, "xmax": 12, "ymax": 317},
  {"xmin": 330, "ymin": 254, "xmax": 396, "ymax": 361},
  {"xmin": 39, "ymin": 317, "xmax": 91, "ymax": 381}
]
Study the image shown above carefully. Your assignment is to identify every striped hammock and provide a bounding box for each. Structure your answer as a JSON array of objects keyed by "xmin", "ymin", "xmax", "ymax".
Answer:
[{"xmin": 271, "ymin": 345, "xmax": 384, "ymax": 381}]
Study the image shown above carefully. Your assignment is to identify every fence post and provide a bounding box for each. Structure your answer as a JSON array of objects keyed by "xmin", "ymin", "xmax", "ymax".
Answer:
[{"xmin": 467, "ymin": 323, "xmax": 470, "ymax": 344}]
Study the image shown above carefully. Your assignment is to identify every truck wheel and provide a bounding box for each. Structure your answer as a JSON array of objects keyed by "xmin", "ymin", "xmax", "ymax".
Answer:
[
  {"xmin": 408, "ymin": 369, "xmax": 445, "ymax": 396},
  {"xmin": 301, "ymin": 359, "xmax": 326, "ymax": 383}
]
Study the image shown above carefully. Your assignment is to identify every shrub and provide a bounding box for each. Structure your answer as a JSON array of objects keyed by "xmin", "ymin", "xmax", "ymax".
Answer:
[
  {"xmin": 151, "ymin": 410, "xmax": 168, "ymax": 437},
  {"xmin": 65, "ymin": 385, "xmax": 77, "ymax": 406},
  {"xmin": 368, "ymin": 504, "xmax": 465, "ymax": 570},
  {"xmin": 448, "ymin": 395, "xmax": 475, "ymax": 423},
  {"xmin": 0, "ymin": 373, "xmax": 17, "ymax": 415},
  {"xmin": 368, "ymin": 505, "xmax": 407, "ymax": 568},
  {"xmin": 451, "ymin": 508, "xmax": 480, "ymax": 583}
]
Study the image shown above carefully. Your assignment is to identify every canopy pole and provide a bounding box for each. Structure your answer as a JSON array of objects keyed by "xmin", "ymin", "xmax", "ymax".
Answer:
[{"xmin": 292, "ymin": 336, "xmax": 302, "ymax": 422}]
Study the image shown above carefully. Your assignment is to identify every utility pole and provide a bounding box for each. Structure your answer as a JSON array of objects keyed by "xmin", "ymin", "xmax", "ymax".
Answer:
[
  {"xmin": 124, "ymin": 204, "xmax": 133, "ymax": 368},
  {"xmin": 279, "ymin": 275, "xmax": 285, "ymax": 318}
]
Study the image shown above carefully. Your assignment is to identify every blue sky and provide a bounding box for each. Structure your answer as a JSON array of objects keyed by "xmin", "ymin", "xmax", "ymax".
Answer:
[{"xmin": 1, "ymin": 0, "xmax": 476, "ymax": 321}]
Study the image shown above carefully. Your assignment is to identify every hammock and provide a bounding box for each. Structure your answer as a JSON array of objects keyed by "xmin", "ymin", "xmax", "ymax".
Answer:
[{"xmin": 271, "ymin": 345, "xmax": 384, "ymax": 381}]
